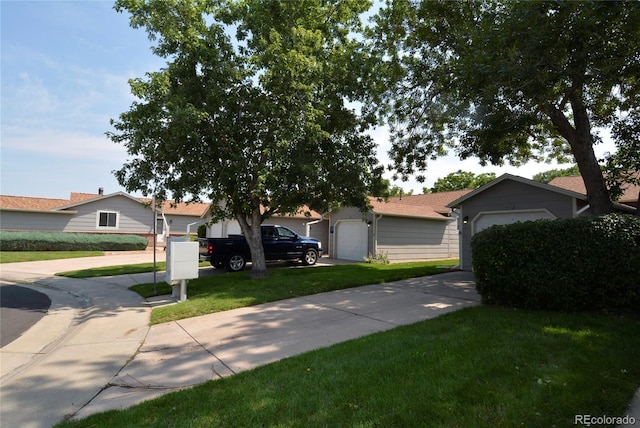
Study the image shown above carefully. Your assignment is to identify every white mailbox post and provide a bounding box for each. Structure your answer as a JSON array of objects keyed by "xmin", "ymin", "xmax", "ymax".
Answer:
[{"xmin": 166, "ymin": 237, "xmax": 199, "ymax": 302}]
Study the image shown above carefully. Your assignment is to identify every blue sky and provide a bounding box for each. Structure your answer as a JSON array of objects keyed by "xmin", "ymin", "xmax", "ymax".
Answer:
[
  {"xmin": 2, "ymin": 0, "xmax": 165, "ymax": 199},
  {"xmin": 1, "ymin": 1, "xmax": 613, "ymax": 200}
]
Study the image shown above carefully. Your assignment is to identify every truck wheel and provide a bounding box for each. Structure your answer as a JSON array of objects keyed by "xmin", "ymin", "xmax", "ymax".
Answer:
[
  {"xmin": 302, "ymin": 248, "xmax": 318, "ymax": 266},
  {"xmin": 227, "ymin": 254, "xmax": 246, "ymax": 272}
]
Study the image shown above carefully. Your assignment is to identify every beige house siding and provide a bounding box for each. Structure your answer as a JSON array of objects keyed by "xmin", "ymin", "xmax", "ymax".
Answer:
[
  {"xmin": 376, "ymin": 216, "xmax": 458, "ymax": 261},
  {"xmin": 329, "ymin": 206, "xmax": 457, "ymax": 262},
  {"xmin": 0, "ymin": 210, "xmax": 74, "ymax": 231},
  {"xmin": 61, "ymin": 196, "xmax": 153, "ymax": 234},
  {"xmin": 0, "ymin": 193, "xmax": 209, "ymax": 249}
]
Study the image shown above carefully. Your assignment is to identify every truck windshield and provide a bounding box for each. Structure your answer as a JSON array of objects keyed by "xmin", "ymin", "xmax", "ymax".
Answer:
[{"xmin": 275, "ymin": 226, "xmax": 297, "ymax": 239}]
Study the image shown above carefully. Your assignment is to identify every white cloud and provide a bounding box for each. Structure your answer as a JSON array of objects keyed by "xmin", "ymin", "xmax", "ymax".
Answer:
[
  {"xmin": 2, "ymin": 127, "xmax": 129, "ymax": 163},
  {"xmin": 13, "ymin": 72, "xmax": 57, "ymax": 114}
]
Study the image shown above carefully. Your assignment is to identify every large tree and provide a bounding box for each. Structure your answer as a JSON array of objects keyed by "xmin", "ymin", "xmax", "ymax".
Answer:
[
  {"xmin": 109, "ymin": 0, "xmax": 384, "ymax": 277},
  {"xmin": 370, "ymin": 0, "xmax": 640, "ymax": 214}
]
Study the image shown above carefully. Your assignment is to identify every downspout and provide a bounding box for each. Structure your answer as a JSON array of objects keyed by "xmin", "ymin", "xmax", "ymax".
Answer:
[
  {"xmin": 373, "ymin": 213, "xmax": 383, "ymax": 256},
  {"xmin": 576, "ymin": 204, "xmax": 591, "ymax": 216},
  {"xmin": 161, "ymin": 211, "xmax": 170, "ymax": 241},
  {"xmin": 451, "ymin": 207, "xmax": 463, "ymax": 269},
  {"xmin": 305, "ymin": 214, "xmax": 325, "ymax": 237},
  {"xmin": 332, "ymin": 219, "xmax": 346, "ymax": 259},
  {"xmin": 186, "ymin": 221, "xmax": 204, "ymax": 238},
  {"xmin": 306, "ymin": 210, "xmax": 330, "ymax": 253}
]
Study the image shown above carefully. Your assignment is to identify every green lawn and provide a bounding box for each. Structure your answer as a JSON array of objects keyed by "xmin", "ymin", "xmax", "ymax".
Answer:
[
  {"xmin": 0, "ymin": 251, "xmax": 104, "ymax": 263},
  {"xmin": 57, "ymin": 262, "xmax": 167, "ymax": 278},
  {"xmin": 55, "ymin": 306, "xmax": 640, "ymax": 428},
  {"xmin": 134, "ymin": 260, "xmax": 460, "ymax": 324}
]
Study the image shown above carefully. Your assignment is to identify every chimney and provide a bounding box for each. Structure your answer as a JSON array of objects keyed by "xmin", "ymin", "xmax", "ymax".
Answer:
[{"xmin": 98, "ymin": 187, "xmax": 104, "ymax": 195}]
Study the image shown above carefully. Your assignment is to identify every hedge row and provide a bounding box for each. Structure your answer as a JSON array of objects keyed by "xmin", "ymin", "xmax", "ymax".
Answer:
[
  {"xmin": 0, "ymin": 231, "xmax": 149, "ymax": 252},
  {"xmin": 471, "ymin": 213, "xmax": 640, "ymax": 314}
]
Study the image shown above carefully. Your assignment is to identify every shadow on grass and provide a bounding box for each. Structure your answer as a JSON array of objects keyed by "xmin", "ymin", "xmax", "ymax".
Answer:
[{"xmin": 134, "ymin": 261, "xmax": 460, "ymax": 324}]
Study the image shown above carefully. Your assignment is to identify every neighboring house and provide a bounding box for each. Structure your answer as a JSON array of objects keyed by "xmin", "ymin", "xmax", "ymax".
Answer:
[
  {"xmin": 0, "ymin": 189, "xmax": 210, "ymax": 246},
  {"xmin": 446, "ymin": 173, "xmax": 637, "ymax": 271},
  {"xmin": 203, "ymin": 207, "xmax": 330, "ymax": 251},
  {"xmin": 328, "ymin": 190, "xmax": 468, "ymax": 262},
  {"xmin": 203, "ymin": 190, "xmax": 467, "ymax": 262}
]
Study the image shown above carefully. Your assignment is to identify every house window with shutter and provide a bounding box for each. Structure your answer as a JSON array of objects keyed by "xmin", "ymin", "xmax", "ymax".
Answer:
[{"xmin": 97, "ymin": 211, "xmax": 119, "ymax": 229}]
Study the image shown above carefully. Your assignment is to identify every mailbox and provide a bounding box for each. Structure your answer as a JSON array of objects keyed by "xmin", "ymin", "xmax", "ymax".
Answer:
[{"xmin": 166, "ymin": 238, "xmax": 199, "ymax": 301}]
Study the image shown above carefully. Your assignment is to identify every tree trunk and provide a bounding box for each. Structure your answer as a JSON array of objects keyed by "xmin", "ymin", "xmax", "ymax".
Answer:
[
  {"xmin": 546, "ymin": 96, "xmax": 613, "ymax": 215},
  {"xmin": 236, "ymin": 208, "xmax": 269, "ymax": 279}
]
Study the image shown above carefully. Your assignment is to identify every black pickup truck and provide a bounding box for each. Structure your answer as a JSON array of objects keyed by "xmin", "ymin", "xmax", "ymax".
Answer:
[{"xmin": 199, "ymin": 225, "xmax": 323, "ymax": 271}]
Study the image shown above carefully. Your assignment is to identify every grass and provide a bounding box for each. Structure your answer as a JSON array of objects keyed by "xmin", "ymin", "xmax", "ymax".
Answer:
[
  {"xmin": 133, "ymin": 260, "xmax": 460, "ymax": 324},
  {"xmin": 0, "ymin": 251, "xmax": 104, "ymax": 263},
  {"xmin": 57, "ymin": 261, "xmax": 211, "ymax": 278},
  {"xmin": 55, "ymin": 306, "xmax": 640, "ymax": 428},
  {"xmin": 57, "ymin": 262, "xmax": 167, "ymax": 278}
]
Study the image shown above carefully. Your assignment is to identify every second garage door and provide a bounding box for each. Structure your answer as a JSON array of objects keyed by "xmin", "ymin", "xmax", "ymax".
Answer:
[
  {"xmin": 335, "ymin": 220, "xmax": 368, "ymax": 261},
  {"xmin": 473, "ymin": 210, "xmax": 556, "ymax": 234}
]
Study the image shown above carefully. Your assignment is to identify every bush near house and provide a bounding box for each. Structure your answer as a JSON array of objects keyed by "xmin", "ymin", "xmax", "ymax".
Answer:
[
  {"xmin": 0, "ymin": 231, "xmax": 148, "ymax": 252},
  {"xmin": 197, "ymin": 224, "xmax": 207, "ymax": 238},
  {"xmin": 472, "ymin": 213, "xmax": 640, "ymax": 314}
]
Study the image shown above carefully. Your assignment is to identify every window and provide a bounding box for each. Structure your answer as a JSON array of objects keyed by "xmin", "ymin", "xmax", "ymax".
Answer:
[
  {"xmin": 275, "ymin": 226, "xmax": 297, "ymax": 239},
  {"xmin": 97, "ymin": 211, "xmax": 119, "ymax": 229}
]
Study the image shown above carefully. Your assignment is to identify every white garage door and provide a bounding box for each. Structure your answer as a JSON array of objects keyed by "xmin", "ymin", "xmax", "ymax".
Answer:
[
  {"xmin": 473, "ymin": 210, "xmax": 556, "ymax": 234},
  {"xmin": 336, "ymin": 221, "xmax": 368, "ymax": 261}
]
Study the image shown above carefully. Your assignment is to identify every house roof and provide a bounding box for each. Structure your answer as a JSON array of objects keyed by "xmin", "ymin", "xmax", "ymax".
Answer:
[
  {"xmin": 0, "ymin": 191, "xmax": 324, "ymax": 219},
  {"xmin": 0, "ymin": 195, "xmax": 74, "ymax": 211},
  {"xmin": 138, "ymin": 198, "xmax": 211, "ymax": 217},
  {"xmin": 388, "ymin": 189, "xmax": 472, "ymax": 214},
  {"xmin": 368, "ymin": 197, "xmax": 451, "ymax": 220},
  {"xmin": 446, "ymin": 173, "xmax": 588, "ymax": 208},
  {"xmin": 549, "ymin": 175, "xmax": 640, "ymax": 204},
  {"xmin": 445, "ymin": 173, "xmax": 637, "ymax": 213},
  {"xmin": 0, "ymin": 192, "xmax": 211, "ymax": 217}
]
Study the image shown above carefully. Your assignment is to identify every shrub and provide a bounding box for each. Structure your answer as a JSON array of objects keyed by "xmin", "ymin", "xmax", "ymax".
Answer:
[
  {"xmin": 197, "ymin": 224, "xmax": 207, "ymax": 238},
  {"xmin": 471, "ymin": 213, "xmax": 640, "ymax": 314},
  {"xmin": 363, "ymin": 252, "xmax": 390, "ymax": 264},
  {"xmin": 0, "ymin": 231, "xmax": 149, "ymax": 252}
]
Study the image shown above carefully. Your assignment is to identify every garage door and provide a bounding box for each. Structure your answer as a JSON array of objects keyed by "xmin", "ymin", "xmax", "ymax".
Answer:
[
  {"xmin": 473, "ymin": 210, "xmax": 556, "ymax": 234},
  {"xmin": 336, "ymin": 221, "xmax": 368, "ymax": 261}
]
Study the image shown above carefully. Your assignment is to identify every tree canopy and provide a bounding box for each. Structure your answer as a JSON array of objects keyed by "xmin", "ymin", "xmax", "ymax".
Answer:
[
  {"xmin": 532, "ymin": 166, "xmax": 580, "ymax": 184},
  {"xmin": 109, "ymin": 0, "xmax": 385, "ymax": 276},
  {"xmin": 428, "ymin": 170, "xmax": 496, "ymax": 193},
  {"xmin": 371, "ymin": 0, "xmax": 640, "ymax": 214}
]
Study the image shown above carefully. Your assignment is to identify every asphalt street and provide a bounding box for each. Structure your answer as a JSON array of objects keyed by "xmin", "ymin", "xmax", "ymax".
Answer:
[{"xmin": 0, "ymin": 282, "xmax": 51, "ymax": 347}]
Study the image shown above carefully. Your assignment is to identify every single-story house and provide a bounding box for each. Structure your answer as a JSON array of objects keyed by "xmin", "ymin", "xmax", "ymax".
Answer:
[
  {"xmin": 0, "ymin": 189, "xmax": 210, "ymax": 246},
  {"xmin": 328, "ymin": 190, "xmax": 469, "ymax": 262},
  {"xmin": 446, "ymin": 173, "xmax": 637, "ymax": 271}
]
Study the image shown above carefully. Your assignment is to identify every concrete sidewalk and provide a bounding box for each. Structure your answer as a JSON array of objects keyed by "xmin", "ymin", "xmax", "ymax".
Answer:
[
  {"xmin": 1, "ymin": 254, "xmax": 638, "ymax": 427},
  {"xmin": 0, "ymin": 254, "xmax": 477, "ymax": 426},
  {"xmin": 77, "ymin": 270, "xmax": 480, "ymax": 420}
]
